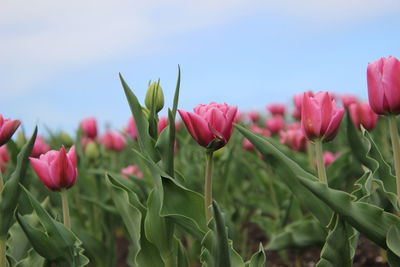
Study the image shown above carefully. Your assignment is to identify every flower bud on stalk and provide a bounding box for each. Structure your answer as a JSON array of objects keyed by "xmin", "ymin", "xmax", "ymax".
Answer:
[
  {"xmin": 0, "ymin": 115, "xmax": 21, "ymax": 146},
  {"xmin": 85, "ymin": 141, "xmax": 100, "ymax": 160},
  {"xmin": 31, "ymin": 136, "xmax": 51, "ymax": 158},
  {"xmin": 59, "ymin": 132, "xmax": 74, "ymax": 147},
  {"xmin": 145, "ymin": 82, "xmax": 164, "ymax": 113},
  {"xmin": 0, "ymin": 146, "xmax": 9, "ymax": 174},
  {"xmin": 348, "ymin": 102, "xmax": 378, "ymax": 131},
  {"xmin": 80, "ymin": 117, "xmax": 98, "ymax": 139}
]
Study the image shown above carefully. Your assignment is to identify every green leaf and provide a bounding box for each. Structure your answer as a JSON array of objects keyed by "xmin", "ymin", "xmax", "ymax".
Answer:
[
  {"xmin": 235, "ymin": 124, "xmax": 333, "ymax": 226},
  {"xmin": 387, "ymin": 224, "xmax": 400, "ymax": 257},
  {"xmin": 0, "ymin": 127, "xmax": 37, "ymax": 239},
  {"xmin": 245, "ymin": 244, "xmax": 266, "ymax": 267},
  {"xmin": 155, "ymin": 109, "xmax": 176, "ymax": 176},
  {"xmin": 172, "ymin": 65, "xmax": 181, "ymax": 117}
]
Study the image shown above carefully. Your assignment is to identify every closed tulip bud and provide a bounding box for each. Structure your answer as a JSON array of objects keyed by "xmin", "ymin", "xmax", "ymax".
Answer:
[
  {"xmin": 30, "ymin": 146, "xmax": 77, "ymax": 191},
  {"xmin": 0, "ymin": 145, "xmax": 9, "ymax": 173},
  {"xmin": 101, "ymin": 131, "xmax": 126, "ymax": 151},
  {"xmin": 247, "ymin": 111, "xmax": 259, "ymax": 123},
  {"xmin": 280, "ymin": 129, "xmax": 306, "ymax": 151},
  {"xmin": 145, "ymin": 82, "xmax": 164, "ymax": 113},
  {"xmin": 178, "ymin": 102, "xmax": 237, "ymax": 151},
  {"xmin": 31, "ymin": 136, "xmax": 51, "ymax": 158},
  {"xmin": 349, "ymin": 102, "xmax": 378, "ymax": 131},
  {"xmin": 16, "ymin": 131, "xmax": 26, "ymax": 149},
  {"xmin": 85, "ymin": 141, "xmax": 100, "ymax": 160},
  {"xmin": 0, "ymin": 114, "xmax": 21, "ymax": 146},
  {"xmin": 267, "ymin": 103, "xmax": 286, "ymax": 116},
  {"xmin": 80, "ymin": 117, "xmax": 97, "ymax": 138},
  {"xmin": 59, "ymin": 131, "xmax": 74, "ymax": 147},
  {"xmin": 265, "ymin": 116, "xmax": 285, "ymax": 134},
  {"xmin": 341, "ymin": 94, "xmax": 358, "ymax": 108},
  {"xmin": 301, "ymin": 91, "xmax": 344, "ymax": 142},
  {"xmin": 120, "ymin": 165, "xmax": 143, "ymax": 179}
]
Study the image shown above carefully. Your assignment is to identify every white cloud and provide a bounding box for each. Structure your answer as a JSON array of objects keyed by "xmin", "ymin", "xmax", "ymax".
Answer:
[{"xmin": 1, "ymin": 0, "xmax": 399, "ymax": 98}]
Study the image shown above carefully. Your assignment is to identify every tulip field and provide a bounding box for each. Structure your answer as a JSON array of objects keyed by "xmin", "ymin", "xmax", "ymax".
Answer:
[{"xmin": 1, "ymin": 57, "xmax": 400, "ymax": 267}]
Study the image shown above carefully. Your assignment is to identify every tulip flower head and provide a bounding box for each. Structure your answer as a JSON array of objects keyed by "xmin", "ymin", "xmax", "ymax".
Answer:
[
  {"xmin": 341, "ymin": 94, "xmax": 359, "ymax": 108},
  {"xmin": 280, "ymin": 129, "xmax": 306, "ymax": 151},
  {"xmin": 121, "ymin": 165, "xmax": 143, "ymax": 179},
  {"xmin": 158, "ymin": 117, "xmax": 168, "ymax": 134},
  {"xmin": 178, "ymin": 102, "xmax": 237, "ymax": 151},
  {"xmin": 247, "ymin": 111, "xmax": 260, "ymax": 123},
  {"xmin": 0, "ymin": 145, "xmax": 9, "ymax": 173},
  {"xmin": 293, "ymin": 91, "xmax": 313, "ymax": 120},
  {"xmin": 125, "ymin": 116, "xmax": 138, "ymax": 140},
  {"xmin": 267, "ymin": 103, "xmax": 286, "ymax": 116},
  {"xmin": 301, "ymin": 91, "xmax": 344, "ymax": 142},
  {"xmin": 80, "ymin": 117, "xmax": 97, "ymax": 138},
  {"xmin": 265, "ymin": 116, "xmax": 285, "ymax": 134},
  {"xmin": 101, "ymin": 131, "xmax": 126, "ymax": 151},
  {"xmin": 30, "ymin": 146, "xmax": 77, "ymax": 191},
  {"xmin": 349, "ymin": 102, "xmax": 378, "ymax": 131},
  {"xmin": 367, "ymin": 56, "xmax": 400, "ymax": 115},
  {"xmin": 31, "ymin": 136, "xmax": 51, "ymax": 158},
  {"xmin": 0, "ymin": 115, "xmax": 21, "ymax": 146},
  {"xmin": 323, "ymin": 152, "xmax": 337, "ymax": 167}
]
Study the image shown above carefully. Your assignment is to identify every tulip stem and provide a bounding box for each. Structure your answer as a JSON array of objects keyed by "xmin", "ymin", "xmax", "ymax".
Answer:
[
  {"xmin": 0, "ymin": 171, "xmax": 4, "ymax": 199},
  {"xmin": 315, "ymin": 139, "xmax": 328, "ymax": 184},
  {"xmin": 307, "ymin": 141, "xmax": 315, "ymax": 169},
  {"xmin": 389, "ymin": 116, "xmax": 400, "ymax": 200},
  {"xmin": 0, "ymin": 239, "xmax": 5, "ymax": 267},
  {"xmin": 204, "ymin": 151, "xmax": 214, "ymax": 224},
  {"xmin": 61, "ymin": 189, "xmax": 71, "ymax": 229}
]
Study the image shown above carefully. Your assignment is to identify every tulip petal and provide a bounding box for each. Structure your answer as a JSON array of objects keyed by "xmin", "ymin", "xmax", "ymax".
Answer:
[
  {"xmin": 186, "ymin": 112, "xmax": 214, "ymax": 147},
  {"xmin": 382, "ymin": 56, "xmax": 400, "ymax": 114},
  {"xmin": 178, "ymin": 109, "xmax": 199, "ymax": 141},
  {"xmin": 67, "ymin": 145, "xmax": 77, "ymax": 166},
  {"xmin": 324, "ymin": 107, "xmax": 344, "ymax": 141},
  {"xmin": 30, "ymin": 157, "xmax": 58, "ymax": 190},
  {"xmin": 367, "ymin": 59, "xmax": 386, "ymax": 114},
  {"xmin": 301, "ymin": 93, "xmax": 322, "ymax": 140}
]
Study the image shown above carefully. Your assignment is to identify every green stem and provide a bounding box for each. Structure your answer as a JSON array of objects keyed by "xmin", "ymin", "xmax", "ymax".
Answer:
[
  {"xmin": 0, "ymin": 239, "xmax": 5, "ymax": 267},
  {"xmin": 307, "ymin": 141, "xmax": 315, "ymax": 169},
  {"xmin": 204, "ymin": 151, "xmax": 214, "ymax": 223},
  {"xmin": 61, "ymin": 189, "xmax": 71, "ymax": 229},
  {"xmin": 389, "ymin": 116, "xmax": 400, "ymax": 200},
  {"xmin": 0, "ymin": 171, "xmax": 4, "ymax": 199},
  {"xmin": 315, "ymin": 139, "xmax": 328, "ymax": 184}
]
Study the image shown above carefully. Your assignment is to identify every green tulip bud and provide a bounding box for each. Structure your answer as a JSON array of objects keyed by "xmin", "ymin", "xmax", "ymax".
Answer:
[
  {"xmin": 141, "ymin": 107, "xmax": 150, "ymax": 119},
  {"xmin": 85, "ymin": 141, "xmax": 100, "ymax": 160},
  {"xmin": 16, "ymin": 131, "xmax": 26, "ymax": 149},
  {"xmin": 59, "ymin": 131, "xmax": 74, "ymax": 147},
  {"xmin": 145, "ymin": 82, "xmax": 164, "ymax": 113}
]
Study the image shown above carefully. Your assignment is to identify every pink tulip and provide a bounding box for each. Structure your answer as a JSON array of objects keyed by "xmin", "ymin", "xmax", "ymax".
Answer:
[
  {"xmin": 0, "ymin": 145, "xmax": 9, "ymax": 173},
  {"xmin": 287, "ymin": 122, "xmax": 301, "ymax": 130},
  {"xmin": 120, "ymin": 165, "xmax": 143, "ymax": 179},
  {"xmin": 341, "ymin": 94, "xmax": 359, "ymax": 108},
  {"xmin": 265, "ymin": 116, "xmax": 285, "ymax": 134},
  {"xmin": 267, "ymin": 103, "xmax": 286, "ymax": 116},
  {"xmin": 243, "ymin": 125, "xmax": 271, "ymax": 151},
  {"xmin": 247, "ymin": 111, "xmax": 260, "ymax": 123},
  {"xmin": 323, "ymin": 152, "xmax": 337, "ymax": 167},
  {"xmin": 280, "ymin": 129, "xmax": 306, "ymax": 151},
  {"xmin": 0, "ymin": 115, "xmax": 21, "ymax": 146},
  {"xmin": 301, "ymin": 91, "xmax": 344, "ymax": 142},
  {"xmin": 158, "ymin": 117, "xmax": 168, "ymax": 134},
  {"xmin": 242, "ymin": 138, "xmax": 254, "ymax": 151},
  {"xmin": 101, "ymin": 131, "xmax": 126, "ymax": 151},
  {"xmin": 125, "ymin": 116, "xmax": 138, "ymax": 140},
  {"xmin": 293, "ymin": 91, "xmax": 313, "ymax": 120},
  {"xmin": 31, "ymin": 136, "xmax": 51, "ymax": 158},
  {"xmin": 367, "ymin": 56, "xmax": 400, "ymax": 115},
  {"xmin": 349, "ymin": 102, "xmax": 378, "ymax": 131},
  {"xmin": 80, "ymin": 117, "xmax": 97, "ymax": 138},
  {"xmin": 30, "ymin": 146, "xmax": 77, "ymax": 191},
  {"xmin": 178, "ymin": 102, "xmax": 237, "ymax": 151}
]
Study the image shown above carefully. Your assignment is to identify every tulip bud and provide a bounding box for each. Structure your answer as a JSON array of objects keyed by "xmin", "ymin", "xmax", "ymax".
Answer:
[
  {"xmin": 145, "ymin": 82, "xmax": 164, "ymax": 113},
  {"xmin": 141, "ymin": 107, "xmax": 151, "ymax": 118},
  {"xmin": 0, "ymin": 145, "xmax": 9, "ymax": 173},
  {"xmin": 120, "ymin": 165, "xmax": 143, "ymax": 179},
  {"xmin": 349, "ymin": 102, "xmax": 378, "ymax": 131},
  {"xmin": 101, "ymin": 131, "xmax": 126, "ymax": 151},
  {"xmin": 60, "ymin": 132, "xmax": 74, "ymax": 147},
  {"xmin": 280, "ymin": 129, "xmax": 306, "ymax": 151},
  {"xmin": 31, "ymin": 136, "xmax": 51, "ymax": 158},
  {"xmin": 0, "ymin": 114, "xmax": 21, "ymax": 146},
  {"xmin": 267, "ymin": 104, "xmax": 286, "ymax": 116},
  {"xmin": 16, "ymin": 131, "xmax": 26, "ymax": 149},
  {"xmin": 341, "ymin": 94, "xmax": 358, "ymax": 108},
  {"xmin": 265, "ymin": 116, "xmax": 285, "ymax": 134},
  {"xmin": 80, "ymin": 117, "xmax": 98, "ymax": 138},
  {"xmin": 85, "ymin": 141, "xmax": 100, "ymax": 160}
]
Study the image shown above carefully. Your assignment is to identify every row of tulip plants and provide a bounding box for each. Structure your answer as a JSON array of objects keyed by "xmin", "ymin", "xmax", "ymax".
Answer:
[{"xmin": 1, "ymin": 56, "xmax": 400, "ymax": 266}]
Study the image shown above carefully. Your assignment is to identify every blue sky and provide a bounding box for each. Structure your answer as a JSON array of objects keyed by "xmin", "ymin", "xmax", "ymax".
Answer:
[{"xmin": 1, "ymin": 0, "xmax": 400, "ymax": 135}]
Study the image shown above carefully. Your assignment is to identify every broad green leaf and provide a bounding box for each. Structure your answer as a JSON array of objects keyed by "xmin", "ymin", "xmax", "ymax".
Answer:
[
  {"xmin": 245, "ymin": 244, "xmax": 266, "ymax": 267},
  {"xmin": 0, "ymin": 127, "xmax": 37, "ymax": 239},
  {"xmin": 14, "ymin": 249, "xmax": 45, "ymax": 267},
  {"xmin": 387, "ymin": 224, "xmax": 400, "ymax": 257},
  {"xmin": 155, "ymin": 110, "xmax": 176, "ymax": 176}
]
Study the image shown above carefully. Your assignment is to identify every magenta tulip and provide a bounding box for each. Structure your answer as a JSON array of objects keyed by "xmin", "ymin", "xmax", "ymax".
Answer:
[
  {"xmin": 341, "ymin": 94, "xmax": 358, "ymax": 108},
  {"xmin": 265, "ymin": 116, "xmax": 285, "ymax": 134},
  {"xmin": 125, "ymin": 116, "xmax": 138, "ymax": 140},
  {"xmin": 0, "ymin": 145, "xmax": 9, "ymax": 173},
  {"xmin": 301, "ymin": 91, "xmax": 344, "ymax": 142},
  {"xmin": 101, "ymin": 131, "xmax": 126, "ymax": 151},
  {"xmin": 349, "ymin": 102, "xmax": 378, "ymax": 131},
  {"xmin": 0, "ymin": 115, "xmax": 21, "ymax": 146},
  {"xmin": 267, "ymin": 103, "xmax": 286, "ymax": 116},
  {"xmin": 178, "ymin": 102, "xmax": 237, "ymax": 151},
  {"xmin": 280, "ymin": 129, "xmax": 306, "ymax": 151},
  {"xmin": 31, "ymin": 136, "xmax": 51, "ymax": 158},
  {"xmin": 247, "ymin": 111, "xmax": 260, "ymax": 123},
  {"xmin": 120, "ymin": 165, "xmax": 143, "ymax": 179},
  {"xmin": 323, "ymin": 152, "xmax": 337, "ymax": 167},
  {"xmin": 293, "ymin": 91, "xmax": 313, "ymax": 120},
  {"xmin": 30, "ymin": 146, "xmax": 77, "ymax": 191},
  {"xmin": 367, "ymin": 56, "xmax": 400, "ymax": 115},
  {"xmin": 80, "ymin": 117, "xmax": 97, "ymax": 138},
  {"xmin": 158, "ymin": 117, "xmax": 168, "ymax": 134}
]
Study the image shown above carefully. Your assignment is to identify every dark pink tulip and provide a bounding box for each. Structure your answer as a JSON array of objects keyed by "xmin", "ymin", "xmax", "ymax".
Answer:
[
  {"xmin": 80, "ymin": 117, "xmax": 97, "ymax": 138},
  {"xmin": 120, "ymin": 165, "xmax": 143, "ymax": 179},
  {"xmin": 349, "ymin": 102, "xmax": 378, "ymax": 131},
  {"xmin": 0, "ymin": 145, "xmax": 9, "ymax": 173},
  {"xmin": 243, "ymin": 125, "xmax": 271, "ymax": 151},
  {"xmin": 30, "ymin": 146, "xmax": 77, "ymax": 191},
  {"xmin": 0, "ymin": 115, "xmax": 21, "ymax": 146},
  {"xmin": 280, "ymin": 129, "xmax": 306, "ymax": 151},
  {"xmin": 293, "ymin": 91, "xmax": 313, "ymax": 120},
  {"xmin": 287, "ymin": 122, "xmax": 301, "ymax": 130},
  {"xmin": 367, "ymin": 56, "xmax": 400, "ymax": 115},
  {"xmin": 323, "ymin": 152, "xmax": 337, "ymax": 167},
  {"xmin": 341, "ymin": 94, "xmax": 358, "ymax": 108},
  {"xmin": 267, "ymin": 103, "xmax": 286, "ymax": 116},
  {"xmin": 158, "ymin": 117, "xmax": 168, "ymax": 134},
  {"xmin": 242, "ymin": 138, "xmax": 254, "ymax": 151},
  {"xmin": 301, "ymin": 91, "xmax": 344, "ymax": 142},
  {"xmin": 125, "ymin": 116, "xmax": 138, "ymax": 140},
  {"xmin": 178, "ymin": 102, "xmax": 237, "ymax": 151},
  {"xmin": 265, "ymin": 116, "xmax": 285, "ymax": 134},
  {"xmin": 31, "ymin": 136, "xmax": 51, "ymax": 158},
  {"xmin": 248, "ymin": 111, "xmax": 260, "ymax": 123},
  {"xmin": 101, "ymin": 131, "xmax": 126, "ymax": 151}
]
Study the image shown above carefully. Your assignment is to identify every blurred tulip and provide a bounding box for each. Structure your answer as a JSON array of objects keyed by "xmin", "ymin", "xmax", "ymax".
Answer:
[
  {"xmin": 59, "ymin": 131, "xmax": 74, "ymax": 147},
  {"xmin": 265, "ymin": 116, "xmax": 285, "ymax": 134},
  {"xmin": 243, "ymin": 125, "xmax": 271, "ymax": 151},
  {"xmin": 242, "ymin": 138, "xmax": 254, "ymax": 151},
  {"xmin": 101, "ymin": 131, "xmax": 126, "ymax": 151},
  {"xmin": 267, "ymin": 103, "xmax": 286, "ymax": 116},
  {"xmin": 125, "ymin": 116, "xmax": 138, "ymax": 140},
  {"xmin": 31, "ymin": 136, "xmax": 51, "ymax": 158},
  {"xmin": 0, "ymin": 145, "xmax": 9, "ymax": 173},
  {"xmin": 367, "ymin": 56, "xmax": 400, "ymax": 115},
  {"xmin": 323, "ymin": 152, "xmax": 337, "ymax": 167},
  {"xmin": 158, "ymin": 117, "xmax": 168, "ymax": 134},
  {"xmin": 301, "ymin": 91, "xmax": 344, "ymax": 142},
  {"xmin": 349, "ymin": 102, "xmax": 378, "ymax": 131},
  {"xmin": 280, "ymin": 129, "xmax": 306, "ymax": 151},
  {"xmin": 341, "ymin": 94, "xmax": 358, "ymax": 108},
  {"xmin": 247, "ymin": 111, "xmax": 260, "ymax": 123},
  {"xmin": 30, "ymin": 146, "xmax": 77, "ymax": 191},
  {"xmin": 0, "ymin": 114, "xmax": 21, "ymax": 146},
  {"xmin": 287, "ymin": 122, "xmax": 301, "ymax": 130},
  {"xmin": 293, "ymin": 91, "xmax": 313, "ymax": 120},
  {"xmin": 178, "ymin": 102, "xmax": 237, "ymax": 151},
  {"xmin": 85, "ymin": 141, "xmax": 100, "ymax": 160},
  {"xmin": 121, "ymin": 165, "xmax": 143, "ymax": 179},
  {"xmin": 80, "ymin": 117, "xmax": 97, "ymax": 138}
]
